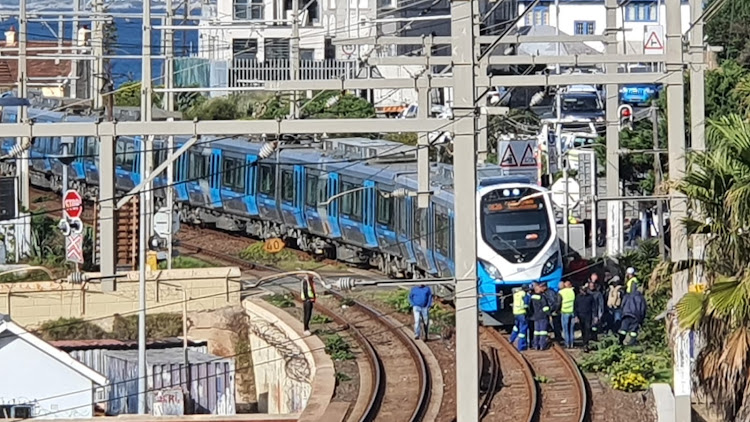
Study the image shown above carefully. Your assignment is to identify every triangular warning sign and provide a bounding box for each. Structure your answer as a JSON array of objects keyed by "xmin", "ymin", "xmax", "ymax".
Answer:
[
  {"xmin": 520, "ymin": 144, "xmax": 537, "ymax": 167},
  {"xmin": 644, "ymin": 31, "xmax": 663, "ymax": 50},
  {"xmin": 500, "ymin": 145, "xmax": 518, "ymax": 167}
]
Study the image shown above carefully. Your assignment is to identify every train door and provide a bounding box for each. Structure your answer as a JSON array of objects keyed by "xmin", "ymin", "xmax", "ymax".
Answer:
[
  {"xmin": 279, "ymin": 165, "xmax": 299, "ymax": 227},
  {"xmin": 304, "ymin": 170, "xmax": 328, "ymax": 237},
  {"xmin": 374, "ymin": 184, "xmax": 399, "ymax": 256},
  {"xmin": 397, "ymin": 196, "xmax": 416, "ymax": 262},
  {"xmin": 324, "ymin": 172, "xmax": 341, "ymax": 238},
  {"xmin": 219, "ymin": 152, "xmax": 250, "ymax": 216},
  {"xmin": 172, "ymin": 140, "xmax": 189, "ymax": 203},
  {"xmin": 432, "ymin": 205, "xmax": 455, "ymax": 278},
  {"xmin": 256, "ymin": 161, "xmax": 281, "ymax": 222},
  {"xmin": 362, "ymin": 180, "xmax": 378, "ymax": 248},
  {"xmin": 292, "ymin": 165, "xmax": 307, "ymax": 228},
  {"xmin": 412, "ymin": 203, "xmax": 438, "ymax": 275},
  {"xmin": 244, "ymin": 154, "xmax": 259, "ymax": 216},
  {"xmin": 338, "ymin": 177, "xmax": 368, "ymax": 246},
  {"xmin": 208, "ymin": 149, "xmax": 222, "ymax": 208}
]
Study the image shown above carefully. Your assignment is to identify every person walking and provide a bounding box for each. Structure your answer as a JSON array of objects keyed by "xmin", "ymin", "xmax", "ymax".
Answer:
[
  {"xmin": 588, "ymin": 278, "xmax": 604, "ymax": 342},
  {"xmin": 619, "ymin": 288, "xmax": 647, "ymax": 346},
  {"xmin": 606, "ymin": 276, "xmax": 624, "ymax": 333},
  {"xmin": 510, "ymin": 285, "xmax": 530, "ymax": 351},
  {"xmin": 301, "ymin": 274, "xmax": 317, "ymax": 336},
  {"xmin": 409, "ymin": 284, "xmax": 433, "ymax": 340},
  {"xmin": 559, "ymin": 280, "xmax": 576, "ymax": 348},
  {"xmin": 530, "ymin": 283, "xmax": 551, "ymax": 350},
  {"xmin": 625, "ymin": 267, "xmax": 640, "ymax": 294},
  {"xmin": 574, "ymin": 285, "xmax": 596, "ymax": 351},
  {"xmin": 542, "ymin": 282, "xmax": 562, "ymax": 342}
]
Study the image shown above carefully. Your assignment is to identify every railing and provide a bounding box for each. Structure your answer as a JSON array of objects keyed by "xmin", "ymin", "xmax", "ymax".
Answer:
[{"xmin": 230, "ymin": 59, "xmax": 358, "ymax": 85}]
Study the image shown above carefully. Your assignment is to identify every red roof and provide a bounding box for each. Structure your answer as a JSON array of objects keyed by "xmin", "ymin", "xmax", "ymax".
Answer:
[
  {"xmin": 0, "ymin": 40, "xmax": 73, "ymax": 87},
  {"xmin": 49, "ymin": 337, "xmax": 207, "ymax": 351}
]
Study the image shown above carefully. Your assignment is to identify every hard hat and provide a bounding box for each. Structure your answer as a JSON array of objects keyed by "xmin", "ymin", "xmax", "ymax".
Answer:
[{"xmin": 626, "ymin": 267, "xmax": 636, "ymax": 275}]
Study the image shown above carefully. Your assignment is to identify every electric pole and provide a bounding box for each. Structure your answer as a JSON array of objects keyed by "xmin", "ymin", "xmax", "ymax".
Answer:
[
  {"xmin": 451, "ymin": 0, "xmax": 479, "ymax": 419},
  {"xmin": 92, "ymin": 0, "xmax": 105, "ymax": 111},
  {"xmin": 164, "ymin": 0, "xmax": 176, "ymax": 270},
  {"xmin": 604, "ymin": 0, "xmax": 622, "ymax": 257},
  {"xmin": 290, "ymin": 0, "xmax": 300, "ymax": 119},
  {"xmin": 652, "ymin": 105, "xmax": 665, "ymax": 259},
  {"xmin": 138, "ymin": 0, "xmax": 153, "ymax": 414},
  {"xmin": 17, "ymin": 0, "xmax": 30, "ymax": 249}
]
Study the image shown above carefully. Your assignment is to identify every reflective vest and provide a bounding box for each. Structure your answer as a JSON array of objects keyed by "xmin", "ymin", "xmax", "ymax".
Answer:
[
  {"xmin": 626, "ymin": 277, "xmax": 639, "ymax": 294},
  {"xmin": 513, "ymin": 290, "xmax": 528, "ymax": 315},
  {"xmin": 301, "ymin": 278, "xmax": 316, "ymax": 301},
  {"xmin": 560, "ymin": 287, "xmax": 575, "ymax": 314}
]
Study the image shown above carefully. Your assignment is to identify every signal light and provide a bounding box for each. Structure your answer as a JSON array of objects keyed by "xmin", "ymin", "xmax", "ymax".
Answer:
[{"xmin": 617, "ymin": 104, "xmax": 634, "ymax": 131}]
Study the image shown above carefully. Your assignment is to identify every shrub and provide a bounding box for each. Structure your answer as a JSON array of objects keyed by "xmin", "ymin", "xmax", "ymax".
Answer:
[
  {"xmin": 384, "ymin": 290, "xmax": 411, "ymax": 314},
  {"xmin": 37, "ymin": 317, "xmax": 109, "ymax": 341},
  {"xmin": 324, "ymin": 333, "xmax": 354, "ymax": 361},
  {"xmin": 580, "ymin": 336, "xmax": 670, "ymax": 392},
  {"xmin": 111, "ymin": 313, "xmax": 184, "ymax": 340}
]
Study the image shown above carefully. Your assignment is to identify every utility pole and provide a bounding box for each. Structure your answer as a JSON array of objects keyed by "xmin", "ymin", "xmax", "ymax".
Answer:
[
  {"xmin": 71, "ymin": 0, "xmax": 79, "ymax": 98},
  {"xmin": 290, "ymin": 0, "xmax": 300, "ymax": 118},
  {"xmin": 652, "ymin": 105, "xmax": 665, "ymax": 259},
  {"xmin": 474, "ymin": 0, "xmax": 487, "ymax": 165},
  {"xmin": 665, "ymin": 0, "xmax": 690, "ymax": 419},
  {"xmin": 92, "ymin": 0, "xmax": 104, "ymax": 110},
  {"xmin": 416, "ymin": 74, "xmax": 430, "ymax": 209},
  {"xmin": 138, "ymin": 0, "xmax": 153, "ymax": 414},
  {"xmin": 166, "ymin": 119, "xmax": 175, "ymax": 270},
  {"xmin": 604, "ymin": 0, "xmax": 622, "ymax": 257},
  {"xmin": 451, "ymin": 0, "xmax": 479, "ymax": 419},
  {"xmin": 17, "ymin": 0, "xmax": 29, "ymax": 216},
  {"xmin": 164, "ymin": 0, "xmax": 175, "ymax": 114}
]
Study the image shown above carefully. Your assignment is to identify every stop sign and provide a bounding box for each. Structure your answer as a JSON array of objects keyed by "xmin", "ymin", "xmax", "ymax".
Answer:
[{"xmin": 63, "ymin": 189, "xmax": 83, "ymax": 219}]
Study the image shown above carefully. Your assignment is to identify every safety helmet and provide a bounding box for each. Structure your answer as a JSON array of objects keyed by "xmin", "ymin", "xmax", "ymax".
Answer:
[{"xmin": 626, "ymin": 267, "xmax": 636, "ymax": 275}]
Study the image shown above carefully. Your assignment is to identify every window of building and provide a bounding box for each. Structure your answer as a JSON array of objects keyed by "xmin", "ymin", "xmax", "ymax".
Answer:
[
  {"xmin": 524, "ymin": 6, "xmax": 549, "ymax": 26},
  {"xmin": 265, "ymin": 38, "xmax": 291, "ymax": 60},
  {"xmin": 574, "ymin": 21, "xmax": 595, "ymax": 35},
  {"xmin": 258, "ymin": 164, "xmax": 275, "ymax": 195},
  {"xmin": 222, "ymin": 157, "xmax": 246, "ymax": 193},
  {"xmin": 281, "ymin": 170, "xmax": 294, "ymax": 202},
  {"xmin": 624, "ymin": 2, "xmax": 657, "ymax": 22},
  {"xmin": 233, "ymin": 39, "xmax": 258, "ymax": 60},
  {"xmin": 377, "ymin": 193, "xmax": 393, "ymax": 226},
  {"xmin": 300, "ymin": 48, "xmax": 315, "ymax": 61},
  {"xmin": 233, "ymin": 0, "xmax": 264, "ymax": 20}
]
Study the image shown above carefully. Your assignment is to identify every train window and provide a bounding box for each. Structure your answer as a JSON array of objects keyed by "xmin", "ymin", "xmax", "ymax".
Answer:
[
  {"xmin": 188, "ymin": 152, "xmax": 209, "ymax": 179},
  {"xmin": 377, "ymin": 193, "xmax": 393, "ymax": 226},
  {"xmin": 305, "ymin": 175, "xmax": 318, "ymax": 207},
  {"xmin": 258, "ymin": 164, "xmax": 275, "ymax": 195},
  {"xmin": 85, "ymin": 138, "xmax": 98, "ymax": 158},
  {"xmin": 222, "ymin": 157, "xmax": 245, "ymax": 192},
  {"xmin": 397, "ymin": 199, "xmax": 407, "ymax": 234},
  {"xmin": 435, "ymin": 212, "xmax": 451, "ymax": 255},
  {"xmin": 351, "ymin": 187, "xmax": 363, "ymax": 222},
  {"xmin": 281, "ymin": 170, "xmax": 294, "ymax": 202},
  {"xmin": 117, "ymin": 140, "xmax": 137, "ymax": 172},
  {"xmin": 341, "ymin": 181, "xmax": 354, "ymax": 215},
  {"xmin": 153, "ymin": 145, "xmax": 167, "ymax": 167}
]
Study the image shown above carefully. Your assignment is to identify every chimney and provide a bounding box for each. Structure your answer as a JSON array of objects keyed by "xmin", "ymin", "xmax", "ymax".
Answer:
[{"xmin": 4, "ymin": 25, "xmax": 15, "ymax": 47}]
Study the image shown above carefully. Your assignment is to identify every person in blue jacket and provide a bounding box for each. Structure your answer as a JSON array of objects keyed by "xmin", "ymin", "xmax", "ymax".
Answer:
[
  {"xmin": 619, "ymin": 288, "xmax": 647, "ymax": 346},
  {"xmin": 409, "ymin": 284, "xmax": 433, "ymax": 340}
]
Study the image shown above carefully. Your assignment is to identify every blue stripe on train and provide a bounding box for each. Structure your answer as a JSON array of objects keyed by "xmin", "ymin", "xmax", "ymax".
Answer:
[{"xmin": 478, "ymin": 265, "xmax": 563, "ymax": 313}]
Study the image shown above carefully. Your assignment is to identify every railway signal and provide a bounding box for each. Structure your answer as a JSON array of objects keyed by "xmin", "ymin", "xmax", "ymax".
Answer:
[{"xmin": 618, "ymin": 104, "xmax": 634, "ymax": 131}]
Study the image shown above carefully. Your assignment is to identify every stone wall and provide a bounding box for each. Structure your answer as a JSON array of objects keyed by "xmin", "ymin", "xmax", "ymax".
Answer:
[{"xmin": 0, "ymin": 267, "xmax": 242, "ymax": 327}]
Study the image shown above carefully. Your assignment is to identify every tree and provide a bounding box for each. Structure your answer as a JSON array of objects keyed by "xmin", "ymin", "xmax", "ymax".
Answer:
[
  {"xmin": 675, "ymin": 114, "xmax": 750, "ymax": 421},
  {"xmin": 705, "ymin": 0, "xmax": 750, "ymax": 67},
  {"xmin": 706, "ymin": 60, "xmax": 749, "ymax": 119}
]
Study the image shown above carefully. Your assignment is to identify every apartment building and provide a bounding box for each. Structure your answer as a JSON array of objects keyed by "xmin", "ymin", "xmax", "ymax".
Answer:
[{"xmin": 518, "ymin": 0, "xmax": 691, "ymax": 53}]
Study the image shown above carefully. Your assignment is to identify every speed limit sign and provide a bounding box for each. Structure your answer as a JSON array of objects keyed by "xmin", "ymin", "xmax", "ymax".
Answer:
[{"xmin": 264, "ymin": 238, "xmax": 285, "ymax": 254}]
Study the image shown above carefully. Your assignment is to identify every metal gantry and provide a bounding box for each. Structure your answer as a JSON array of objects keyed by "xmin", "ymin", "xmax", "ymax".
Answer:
[{"xmin": 5, "ymin": 0, "xmax": 709, "ymax": 419}]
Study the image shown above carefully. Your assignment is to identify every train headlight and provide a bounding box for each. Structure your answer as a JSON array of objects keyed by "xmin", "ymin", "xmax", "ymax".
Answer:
[
  {"xmin": 541, "ymin": 252, "xmax": 560, "ymax": 276},
  {"xmin": 480, "ymin": 260, "xmax": 503, "ymax": 281}
]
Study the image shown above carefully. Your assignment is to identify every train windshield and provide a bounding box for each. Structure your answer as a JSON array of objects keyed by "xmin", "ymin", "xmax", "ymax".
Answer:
[{"xmin": 480, "ymin": 189, "xmax": 551, "ymax": 263}]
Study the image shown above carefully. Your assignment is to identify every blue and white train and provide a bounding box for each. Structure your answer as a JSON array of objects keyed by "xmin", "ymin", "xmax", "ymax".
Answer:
[{"xmin": 0, "ymin": 107, "xmax": 562, "ymax": 324}]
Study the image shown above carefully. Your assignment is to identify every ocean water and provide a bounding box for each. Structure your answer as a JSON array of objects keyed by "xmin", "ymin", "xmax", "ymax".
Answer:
[{"xmin": 0, "ymin": 12, "xmax": 200, "ymax": 88}]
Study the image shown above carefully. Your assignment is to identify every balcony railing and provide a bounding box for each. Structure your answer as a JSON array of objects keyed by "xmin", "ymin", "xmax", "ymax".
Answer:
[{"xmin": 230, "ymin": 59, "xmax": 358, "ymax": 85}]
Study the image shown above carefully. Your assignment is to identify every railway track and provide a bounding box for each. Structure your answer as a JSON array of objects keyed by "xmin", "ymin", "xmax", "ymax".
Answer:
[
  {"xmin": 524, "ymin": 344, "xmax": 588, "ymax": 422},
  {"xmin": 482, "ymin": 327, "xmax": 538, "ymax": 422}
]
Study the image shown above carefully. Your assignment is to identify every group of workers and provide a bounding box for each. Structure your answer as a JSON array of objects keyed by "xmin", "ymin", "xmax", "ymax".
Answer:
[{"xmin": 510, "ymin": 267, "xmax": 647, "ymax": 351}]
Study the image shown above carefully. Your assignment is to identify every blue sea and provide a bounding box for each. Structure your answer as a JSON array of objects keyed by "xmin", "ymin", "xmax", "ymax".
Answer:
[{"xmin": 0, "ymin": 13, "xmax": 200, "ymax": 88}]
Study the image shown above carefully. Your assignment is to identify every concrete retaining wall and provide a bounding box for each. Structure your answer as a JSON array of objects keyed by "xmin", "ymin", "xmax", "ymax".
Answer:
[
  {"xmin": 0, "ymin": 267, "xmax": 242, "ymax": 327},
  {"xmin": 242, "ymin": 299, "xmax": 334, "ymax": 421}
]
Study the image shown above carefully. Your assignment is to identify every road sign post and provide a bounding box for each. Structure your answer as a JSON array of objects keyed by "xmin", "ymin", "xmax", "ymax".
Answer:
[
  {"xmin": 62, "ymin": 190, "xmax": 84, "ymax": 265},
  {"xmin": 63, "ymin": 189, "xmax": 83, "ymax": 220},
  {"xmin": 644, "ymin": 25, "xmax": 665, "ymax": 55},
  {"xmin": 66, "ymin": 233, "xmax": 84, "ymax": 264}
]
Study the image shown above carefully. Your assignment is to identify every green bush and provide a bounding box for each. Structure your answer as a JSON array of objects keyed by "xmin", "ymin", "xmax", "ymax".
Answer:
[
  {"xmin": 111, "ymin": 313, "xmax": 184, "ymax": 340},
  {"xmin": 580, "ymin": 336, "xmax": 672, "ymax": 392},
  {"xmin": 310, "ymin": 314, "xmax": 332, "ymax": 324},
  {"xmin": 324, "ymin": 333, "xmax": 354, "ymax": 361},
  {"xmin": 384, "ymin": 290, "xmax": 411, "ymax": 314},
  {"xmin": 263, "ymin": 293, "xmax": 295, "ymax": 308},
  {"xmin": 37, "ymin": 317, "xmax": 109, "ymax": 341},
  {"xmin": 159, "ymin": 256, "xmax": 213, "ymax": 269}
]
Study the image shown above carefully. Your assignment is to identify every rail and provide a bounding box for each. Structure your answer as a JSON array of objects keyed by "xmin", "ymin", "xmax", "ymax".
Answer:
[
  {"xmin": 483, "ymin": 328, "xmax": 537, "ymax": 422},
  {"xmin": 523, "ymin": 343, "xmax": 588, "ymax": 422}
]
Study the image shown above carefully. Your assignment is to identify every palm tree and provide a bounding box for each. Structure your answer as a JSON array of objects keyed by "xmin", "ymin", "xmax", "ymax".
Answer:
[{"xmin": 675, "ymin": 114, "xmax": 750, "ymax": 421}]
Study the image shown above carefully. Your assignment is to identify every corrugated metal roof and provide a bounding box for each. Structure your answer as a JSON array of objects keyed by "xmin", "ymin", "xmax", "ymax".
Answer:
[
  {"xmin": 106, "ymin": 348, "xmax": 228, "ymax": 364},
  {"xmin": 50, "ymin": 337, "xmax": 208, "ymax": 351}
]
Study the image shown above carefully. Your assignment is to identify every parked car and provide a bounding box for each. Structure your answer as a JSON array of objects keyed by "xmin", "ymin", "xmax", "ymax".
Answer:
[{"xmin": 619, "ymin": 65, "xmax": 663, "ymax": 106}]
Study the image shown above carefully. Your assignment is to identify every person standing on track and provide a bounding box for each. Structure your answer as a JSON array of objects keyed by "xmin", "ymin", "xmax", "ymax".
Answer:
[
  {"xmin": 542, "ymin": 282, "xmax": 562, "ymax": 343},
  {"xmin": 409, "ymin": 284, "xmax": 433, "ymax": 340},
  {"xmin": 530, "ymin": 282, "xmax": 551, "ymax": 350},
  {"xmin": 510, "ymin": 285, "xmax": 530, "ymax": 351},
  {"xmin": 559, "ymin": 280, "xmax": 576, "ymax": 348},
  {"xmin": 574, "ymin": 284, "xmax": 596, "ymax": 351},
  {"xmin": 301, "ymin": 274, "xmax": 317, "ymax": 336},
  {"xmin": 587, "ymin": 277, "xmax": 604, "ymax": 342}
]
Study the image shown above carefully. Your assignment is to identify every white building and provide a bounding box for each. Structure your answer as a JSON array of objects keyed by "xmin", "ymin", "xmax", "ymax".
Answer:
[
  {"xmin": 518, "ymin": 0, "xmax": 691, "ymax": 53},
  {"xmin": 0, "ymin": 315, "xmax": 107, "ymax": 419}
]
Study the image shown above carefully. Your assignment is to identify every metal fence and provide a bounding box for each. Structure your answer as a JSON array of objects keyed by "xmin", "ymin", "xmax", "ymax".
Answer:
[{"xmin": 230, "ymin": 59, "xmax": 358, "ymax": 85}]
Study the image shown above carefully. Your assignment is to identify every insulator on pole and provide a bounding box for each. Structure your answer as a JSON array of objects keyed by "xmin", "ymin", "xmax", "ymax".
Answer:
[
  {"xmin": 333, "ymin": 277, "xmax": 357, "ymax": 290},
  {"xmin": 67, "ymin": 272, "xmax": 89, "ymax": 284}
]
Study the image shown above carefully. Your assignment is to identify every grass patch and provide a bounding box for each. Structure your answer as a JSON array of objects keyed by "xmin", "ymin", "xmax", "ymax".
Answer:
[
  {"xmin": 383, "ymin": 289, "xmax": 455, "ymax": 335},
  {"xmin": 310, "ymin": 314, "xmax": 332, "ymax": 324},
  {"xmin": 159, "ymin": 256, "xmax": 214, "ymax": 269},
  {"xmin": 36, "ymin": 313, "xmax": 184, "ymax": 341},
  {"xmin": 579, "ymin": 336, "xmax": 672, "ymax": 392},
  {"xmin": 323, "ymin": 333, "xmax": 355, "ymax": 361},
  {"xmin": 263, "ymin": 293, "xmax": 295, "ymax": 308},
  {"xmin": 238, "ymin": 242, "xmax": 345, "ymax": 272}
]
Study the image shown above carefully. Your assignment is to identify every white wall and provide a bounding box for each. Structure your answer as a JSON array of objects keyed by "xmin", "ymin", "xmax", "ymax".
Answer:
[
  {"xmin": 0, "ymin": 336, "xmax": 95, "ymax": 419},
  {"xmin": 518, "ymin": 2, "xmax": 691, "ymax": 53}
]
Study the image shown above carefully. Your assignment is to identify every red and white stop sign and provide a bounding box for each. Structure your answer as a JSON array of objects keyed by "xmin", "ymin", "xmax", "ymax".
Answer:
[{"xmin": 63, "ymin": 189, "xmax": 83, "ymax": 219}]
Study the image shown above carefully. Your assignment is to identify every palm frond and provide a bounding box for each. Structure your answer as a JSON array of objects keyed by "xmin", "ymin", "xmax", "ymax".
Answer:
[{"xmin": 676, "ymin": 292, "xmax": 708, "ymax": 329}]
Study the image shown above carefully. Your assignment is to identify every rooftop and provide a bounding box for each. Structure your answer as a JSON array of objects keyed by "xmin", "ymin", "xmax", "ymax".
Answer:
[
  {"xmin": 105, "ymin": 348, "xmax": 232, "ymax": 365},
  {"xmin": 50, "ymin": 337, "xmax": 208, "ymax": 351},
  {"xmin": 0, "ymin": 38, "xmax": 73, "ymax": 87}
]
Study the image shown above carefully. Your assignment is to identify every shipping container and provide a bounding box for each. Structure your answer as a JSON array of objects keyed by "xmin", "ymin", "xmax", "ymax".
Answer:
[{"xmin": 100, "ymin": 349, "xmax": 235, "ymax": 416}]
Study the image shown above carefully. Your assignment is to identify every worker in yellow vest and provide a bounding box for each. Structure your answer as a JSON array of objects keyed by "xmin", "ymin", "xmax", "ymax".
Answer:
[
  {"xmin": 625, "ymin": 267, "xmax": 640, "ymax": 294},
  {"xmin": 509, "ymin": 285, "xmax": 530, "ymax": 351},
  {"xmin": 301, "ymin": 275, "xmax": 316, "ymax": 336},
  {"xmin": 559, "ymin": 280, "xmax": 576, "ymax": 348}
]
